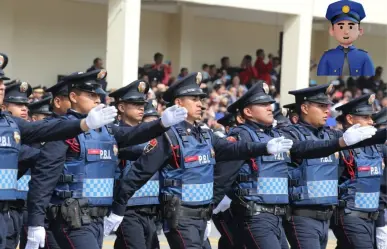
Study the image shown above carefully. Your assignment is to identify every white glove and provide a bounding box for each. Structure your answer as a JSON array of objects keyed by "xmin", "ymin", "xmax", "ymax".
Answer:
[
  {"xmin": 160, "ymin": 105, "xmax": 187, "ymax": 127},
  {"xmin": 85, "ymin": 104, "xmax": 118, "ymax": 130},
  {"xmin": 103, "ymin": 213, "xmax": 124, "ymax": 236},
  {"xmin": 376, "ymin": 226, "xmax": 387, "ymax": 249},
  {"xmin": 25, "ymin": 226, "xmax": 45, "ymax": 249},
  {"xmin": 213, "ymin": 195, "xmax": 232, "ymax": 214},
  {"xmin": 342, "ymin": 124, "xmax": 377, "ymax": 146},
  {"xmin": 203, "ymin": 221, "xmax": 212, "ymax": 242},
  {"xmin": 266, "ymin": 137, "xmax": 293, "ymax": 154}
]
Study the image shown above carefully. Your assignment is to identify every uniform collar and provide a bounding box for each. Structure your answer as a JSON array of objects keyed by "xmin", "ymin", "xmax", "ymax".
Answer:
[
  {"xmin": 119, "ymin": 120, "xmax": 132, "ymax": 127},
  {"xmin": 245, "ymin": 119, "xmax": 272, "ymax": 133},
  {"xmin": 337, "ymin": 45, "xmax": 356, "ymax": 51},
  {"xmin": 67, "ymin": 109, "xmax": 87, "ymax": 119}
]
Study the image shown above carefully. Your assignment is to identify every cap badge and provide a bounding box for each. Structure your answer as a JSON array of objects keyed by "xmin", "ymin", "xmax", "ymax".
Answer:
[
  {"xmin": 138, "ymin": 81, "xmax": 146, "ymax": 93},
  {"xmin": 97, "ymin": 69, "xmax": 107, "ymax": 80},
  {"xmin": 20, "ymin": 82, "xmax": 29, "ymax": 93},
  {"xmin": 262, "ymin": 82, "xmax": 270, "ymax": 94},
  {"xmin": 196, "ymin": 72, "xmax": 202, "ymax": 84},
  {"xmin": 342, "ymin": 5, "xmax": 350, "ymax": 14},
  {"xmin": 326, "ymin": 84, "xmax": 334, "ymax": 95},
  {"xmin": 152, "ymin": 99, "xmax": 157, "ymax": 109},
  {"xmin": 368, "ymin": 94, "xmax": 375, "ymax": 105},
  {"xmin": 281, "ymin": 108, "xmax": 288, "ymax": 117},
  {"xmin": 0, "ymin": 55, "xmax": 4, "ymax": 67}
]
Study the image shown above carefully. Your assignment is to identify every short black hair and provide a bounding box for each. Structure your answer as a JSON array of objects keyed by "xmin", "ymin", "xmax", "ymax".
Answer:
[
  {"xmin": 202, "ymin": 64, "xmax": 209, "ymax": 70},
  {"xmin": 154, "ymin": 53, "xmax": 163, "ymax": 60},
  {"xmin": 93, "ymin": 57, "xmax": 102, "ymax": 64}
]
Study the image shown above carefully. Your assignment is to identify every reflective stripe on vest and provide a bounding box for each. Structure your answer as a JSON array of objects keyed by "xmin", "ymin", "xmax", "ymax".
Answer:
[
  {"xmin": 53, "ymin": 115, "xmax": 118, "ymax": 206},
  {"xmin": 288, "ymin": 124, "xmax": 339, "ymax": 206},
  {"xmin": 160, "ymin": 124, "xmax": 215, "ymax": 206},
  {"xmin": 16, "ymin": 171, "xmax": 31, "ymax": 200},
  {"xmin": 234, "ymin": 125, "xmax": 289, "ymax": 204},
  {"xmin": 0, "ymin": 114, "xmax": 21, "ymax": 200},
  {"xmin": 340, "ymin": 146, "xmax": 382, "ymax": 212}
]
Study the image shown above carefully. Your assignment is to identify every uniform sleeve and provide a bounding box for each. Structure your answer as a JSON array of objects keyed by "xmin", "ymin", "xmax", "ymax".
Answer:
[
  {"xmin": 317, "ymin": 52, "xmax": 329, "ymax": 76},
  {"xmin": 112, "ymin": 135, "xmax": 171, "ymax": 216},
  {"xmin": 362, "ymin": 52, "xmax": 375, "ymax": 76},
  {"xmin": 27, "ymin": 141, "xmax": 68, "ymax": 227},
  {"xmin": 15, "ymin": 117, "xmax": 83, "ymax": 144},
  {"xmin": 18, "ymin": 144, "xmax": 40, "ymax": 163},
  {"xmin": 281, "ymin": 127, "xmax": 343, "ymax": 159},
  {"xmin": 213, "ymin": 129, "xmax": 252, "ymax": 204},
  {"xmin": 212, "ymin": 131, "xmax": 268, "ymax": 162},
  {"xmin": 118, "ymin": 145, "xmax": 145, "ymax": 160},
  {"xmin": 112, "ymin": 119, "xmax": 168, "ymax": 148}
]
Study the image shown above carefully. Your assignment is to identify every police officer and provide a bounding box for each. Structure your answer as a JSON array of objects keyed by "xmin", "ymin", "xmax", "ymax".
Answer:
[
  {"xmin": 143, "ymin": 99, "xmax": 160, "ymax": 122},
  {"xmin": 28, "ymin": 97, "xmax": 52, "ymax": 121},
  {"xmin": 373, "ymin": 107, "xmax": 387, "ymax": 249},
  {"xmin": 28, "ymin": 70, "xmax": 186, "ymax": 249},
  {"xmin": 281, "ymin": 84, "xmax": 385, "ymax": 249},
  {"xmin": 1, "ymin": 80, "xmax": 33, "ymax": 249},
  {"xmin": 317, "ymin": 0, "xmax": 374, "ymax": 76},
  {"xmin": 108, "ymin": 72, "xmax": 294, "ymax": 249},
  {"xmin": 109, "ymin": 81, "xmax": 161, "ymax": 249},
  {"xmin": 22, "ymin": 80, "xmax": 76, "ymax": 249},
  {"xmin": 212, "ymin": 112, "xmax": 245, "ymax": 249},
  {"xmin": 330, "ymin": 94, "xmax": 384, "ymax": 248},
  {"xmin": 273, "ymin": 107, "xmax": 291, "ymax": 129},
  {"xmin": 283, "ymin": 103, "xmax": 298, "ymax": 125}
]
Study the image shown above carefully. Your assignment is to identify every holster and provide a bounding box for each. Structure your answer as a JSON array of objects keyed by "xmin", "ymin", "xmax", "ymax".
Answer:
[
  {"xmin": 162, "ymin": 196, "xmax": 181, "ymax": 229},
  {"xmin": 60, "ymin": 198, "xmax": 89, "ymax": 229}
]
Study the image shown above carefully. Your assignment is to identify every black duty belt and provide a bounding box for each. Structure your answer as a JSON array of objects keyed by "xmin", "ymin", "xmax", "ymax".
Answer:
[
  {"xmin": 344, "ymin": 209, "xmax": 379, "ymax": 221},
  {"xmin": 179, "ymin": 205, "xmax": 212, "ymax": 219},
  {"xmin": 126, "ymin": 205, "xmax": 158, "ymax": 215},
  {"xmin": 250, "ymin": 204, "xmax": 287, "ymax": 216},
  {"xmin": 292, "ymin": 207, "xmax": 333, "ymax": 221},
  {"xmin": 49, "ymin": 205, "xmax": 108, "ymax": 219}
]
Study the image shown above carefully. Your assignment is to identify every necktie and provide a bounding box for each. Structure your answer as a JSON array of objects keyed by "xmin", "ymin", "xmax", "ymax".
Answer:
[{"xmin": 342, "ymin": 48, "xmax": 351, "ymax": 76}]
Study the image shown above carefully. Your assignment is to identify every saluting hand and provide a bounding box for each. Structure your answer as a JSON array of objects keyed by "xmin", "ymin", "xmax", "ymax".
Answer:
[
  {"xmin": 266, "ymin": 137, "xmax": 293, "ymax": 154},
  {"xmin": 82, "ymin": 104, "xmax": 118, "ymax": 131},
  {"xmin": 342, "ymin": 124, "xmax": 377, "ymax": 146},
  {"xmin": 160, "ymin": 105, "xmax": 188, "ymax": 127}
]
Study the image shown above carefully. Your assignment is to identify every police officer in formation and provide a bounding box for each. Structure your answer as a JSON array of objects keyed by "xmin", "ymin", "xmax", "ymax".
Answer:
[
  {"xmin": 108, "ymin": 72, "xmax": 293, "ymax": 249},
  {"xmin": 273, "ymin": 107, "xmax": 291, "ymax": 129},
  {"xmin": 23, "ymin": 69, "xmax": 187, "ymax": 249},
  {"xmin": 2, "ymin": 80, "xmax": 35, "ymax": 249},
  {"xmin": 0, "ymin": 53, "xmax": 120, "ymax": 249},
  {"xmin": 108, "ymin": 80, "xmax": 161, "ymax": 249},
  {"xmin": 329, "ymin": 94, "xmax": 385, "ymax": 248},
  {"xmin": 282, "ymin": 103, "xmax": 299, "ymax": 125},
  {"xmin": 373, "ymin": 107, "xmax": 387, "ymax": 249},
  {"xmin": 280, "ymin": 84, "xmax": 386, "ymax": 249}
]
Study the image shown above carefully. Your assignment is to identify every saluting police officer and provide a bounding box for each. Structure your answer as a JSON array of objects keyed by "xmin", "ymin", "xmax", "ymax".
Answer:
[
  {"xmin": 109, "ymin": 81, "xmax": 161, "ymax": 249},
  {"xmin": 281, "ymin": 84, "xmax": 386, "ymax": 249},
  {"xmin": 330, "ymin": 94, "xmax": 385, "ymax": 249},
  {"xmin": 0, "ymin": 53, "xmax": 119, "ymax": 249},
  {"xmin": 108, "ymin": 72, "xmax": 294, "ymax": 249},
  {"xmin": 373, "ymin": 107, "xmax": 387, "ymax": 249},
  {"xmin": 27, "ymin": 70, "xmax": 186, "ymax": 249}
]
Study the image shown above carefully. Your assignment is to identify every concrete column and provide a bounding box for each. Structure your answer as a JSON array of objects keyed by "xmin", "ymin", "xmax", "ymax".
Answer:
[
  {"xmin": 0, "ymin": 0, "xmax": 15, "ymax": 77},
  {"xmin": 106, "ymin": 0, "xmax": 141, "ymax": 89},
  {"xmin": 280, "ymin": 13, "xmax": 313, "ymax": 105},
  {"xmin": 167, "ymin": 5, "xmax": 194, "ymax": 75}
]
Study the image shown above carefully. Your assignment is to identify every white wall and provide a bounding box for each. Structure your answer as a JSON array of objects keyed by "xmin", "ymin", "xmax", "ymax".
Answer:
[{"xmin": 0, "ymin": 0, "xmax": 107, "ymax": 87}]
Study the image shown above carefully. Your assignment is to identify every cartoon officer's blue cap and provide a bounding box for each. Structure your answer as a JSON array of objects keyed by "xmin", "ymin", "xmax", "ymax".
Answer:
[{"xmin": 326, "ymin": 0, "xmax": 366, "ymax": 24}]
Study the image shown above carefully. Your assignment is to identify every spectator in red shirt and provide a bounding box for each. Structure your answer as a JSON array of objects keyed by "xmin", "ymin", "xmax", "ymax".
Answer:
[
  {"xmin": 239, "ymin": 55, "xmax": 258, "ymax": 85},
  {"xmin": 254, "ymin": 49, "xmax": 273, "ymax": 85},
  {"xmin": 151, "ymin": 52, "xmax": 172, "ymax": 85}
]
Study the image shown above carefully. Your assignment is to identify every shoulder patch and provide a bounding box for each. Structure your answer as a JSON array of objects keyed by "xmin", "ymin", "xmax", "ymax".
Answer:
[{"xmin": 144, "ymin": 138, "xmax": 158, "ymax": 154}]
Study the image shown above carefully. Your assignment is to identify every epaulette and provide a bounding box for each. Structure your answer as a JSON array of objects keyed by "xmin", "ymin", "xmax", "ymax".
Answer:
[{"xmin": 358, "ymin": 48, "xmax": 368, "ymax": 53}]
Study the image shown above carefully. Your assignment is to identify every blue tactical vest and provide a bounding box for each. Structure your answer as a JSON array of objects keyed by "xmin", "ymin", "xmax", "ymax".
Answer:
[
  {"xmin": 233, "ymin": 125, "xmax": 289, "ymax": 204},
  {"xmin": 160, "ymin": 124, "xmax": 215, "ymax": 206},
  {"xmin": 17, "ymin": 169, "xmax": 31, "ymax": 200},
  {"xmin": 52, "ymin": 116, "xmax": 118, "ymax": 206},
  {"xmin": 288, "ymin": 124, "xmax": 339, "ymax": 206},
  {"xmin": 0, "ymin": 114, "xmax": 21, "ymax": 200},
  {"xmin": 119, "ymin": 142, "xmax": 160, "ymax": 206},
  {"xmin": 339, "ymin": 146, "xmax": 383, "ymax": 212}
]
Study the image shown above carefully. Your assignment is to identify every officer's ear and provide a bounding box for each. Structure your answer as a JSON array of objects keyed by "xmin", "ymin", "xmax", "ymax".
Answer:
[
  {"xmin": 117, "ymin": 102, "xmax": 125, "ymax": 113},
  {"xmin": 345, "ymin": 114, "xmax": 354, "ymax": 126},
  {"xmin": 174, "ymin": 98, "xmax": 183, "ymax": 106},
  {"xmin": 69, "ymin": 91, "xmax": 78, "ymax": 104},
  {"xmin": 358, "ymin": 25, "xmax": 364, "ymax": 36},
  {"xmin": 242, "ymin": 107, "xmax": 253, "ymax": 119},
  {"xmin": 300, "ymin": 103, "xmax": 309, "ymax": 115},
  {"xmin": 328, "ymin": 24, "xmax": 335, "ymax": 37}
]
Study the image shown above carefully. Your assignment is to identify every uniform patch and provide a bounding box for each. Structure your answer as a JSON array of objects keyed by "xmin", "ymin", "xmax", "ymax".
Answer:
[
  {"xmin": 211, "ymin": 148, "xmax": 215, "ymax": 158},
  {"xmin": 226, "ymin": 136, "xmax": 237, "ymax": 143},
  {"xmin": 144, "ymin": 138, "xmax": 157, "ymax": 154},
  {"xmin": 113, "ymin": 144, "xmax": 118, "ymax": 156},
  {"xmin": 334, "ymin": 152, "xmax": 339, "ymax": 159},
  {"xmin": 13, "ymin": 132, "xmax": 20, "ymax": 144}
]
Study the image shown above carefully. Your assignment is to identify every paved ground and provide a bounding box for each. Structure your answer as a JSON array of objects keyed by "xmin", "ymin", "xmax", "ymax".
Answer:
[{"xmin": 101, "ymin": 223, "xmax": 338, "ymax": 249}]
